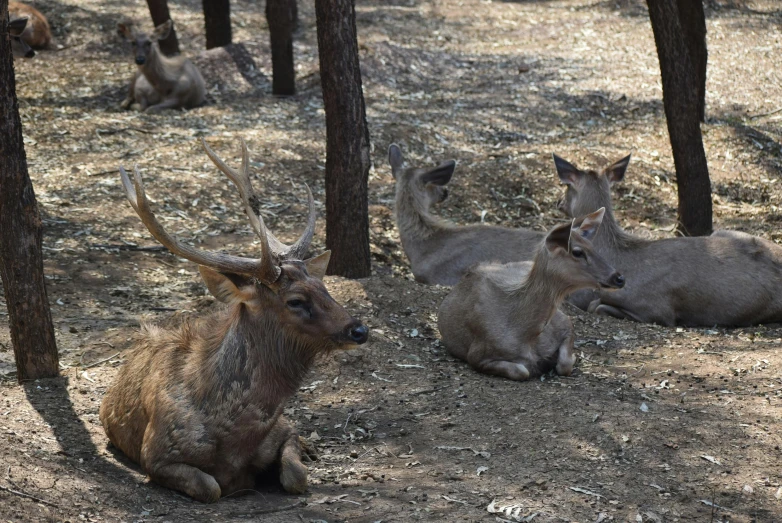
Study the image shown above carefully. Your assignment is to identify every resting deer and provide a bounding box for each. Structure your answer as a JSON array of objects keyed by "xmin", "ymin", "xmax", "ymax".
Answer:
[
  {"xmin": 117, "ymin": 20, "xmax": 205, "ymax": 112},
  {"xmin": 555, "ymin": 154, "xmax": 782, "ymax": 327},
  {"xmin": 438, "ymin": 208, "xmax": 624, "ymax": 381},
  {"xmin": 99, "ymin": 138, "xmax": 368, "ymax": 503},
  {"xmin": 389, "ymin": 144, "xmax": 545, "ymax": 285},
  {"xmin": 9, "ymin": 16, "xmax": 35, "ymax": 58},
  {"xmin": 9, "ymin": 1, "xmax": 51, "ymax": 50}
]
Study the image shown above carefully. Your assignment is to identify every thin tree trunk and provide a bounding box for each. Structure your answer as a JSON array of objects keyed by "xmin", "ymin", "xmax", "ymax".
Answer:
[
  {"xmin": 203, "ymin": 0, "xmax": 232, "ymax": 49},
  {"xmin": 266, "ymin": 0, "xmax": 296, "ymax": 95},
  {"xmin": 647, "ymin": 0, "xmax": 712, "ymax": 236},
  {"xmin": 146, "ymin": 0, "xmax": 179, "ymax": 55},
  {"xmin": 676, "ymin": 0, "xmax": 707, "ymax": 122},
  {"xmin": 0, "ymin": 2, "xmax": 59, "ymax": 381},
  {"xmin": 315, "ymin": 0, "xmax": 371, "ymax": 278}
]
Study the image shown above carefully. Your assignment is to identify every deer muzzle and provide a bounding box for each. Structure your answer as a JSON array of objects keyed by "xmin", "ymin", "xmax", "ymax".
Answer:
[
  {"xmin": 601, "ymin": 272, "xmax": 625, "ymax": 289},
  {"xmin": 343, "ymin": 321, "xmax": 369, "ymax": 345}
]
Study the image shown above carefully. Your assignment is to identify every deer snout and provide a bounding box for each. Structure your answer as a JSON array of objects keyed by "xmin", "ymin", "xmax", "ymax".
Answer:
[
  {"xmin": 607, "ymin": 272, "xmax": 625, "ymax": 289},
  {"xmin": 24, "ymin": 48, "xmax": 35, "ymax": 58},
  {"xmin": 345, "ymin": 322, "xmax": 369, "ymax": 345},
  {"xmin": 135, "ymin": 56, "xmax": 146, "ymax": 65}
]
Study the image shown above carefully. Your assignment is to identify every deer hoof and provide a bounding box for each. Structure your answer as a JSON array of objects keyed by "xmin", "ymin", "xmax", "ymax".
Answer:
[
  {"xmin": 280, "ymin": 455, "xmax": 308, "ymax": 494},
  {"xmin": 191, "ymin": 474, "xmax": 221, "ymax": 504}
]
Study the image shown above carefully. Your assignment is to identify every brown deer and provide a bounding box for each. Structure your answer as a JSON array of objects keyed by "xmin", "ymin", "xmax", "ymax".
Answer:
[
  {"xmin": 117, "ymin": 20, "xmax": 205, "ymax": 113},
  {"xmin": 555, "ymin": 154, "xmax": 782, "ymax": 327},
  {"xmin": 8, "ymin": 1, "xmax": 51, "ymax": 50},
  {"xmin": 389, "ymin": 144, "xmax": 545, "ymax": 285},
  {"xmin": 99, "ymin": 138, "xmax": 368, "ymax": 503},
  {"xmin": 438, "ymin": 208, "xmax": 624, "ymax": 381},
  {"xmin": 9, "ymin": 16, "xmax": 35, "ymax": 58}
]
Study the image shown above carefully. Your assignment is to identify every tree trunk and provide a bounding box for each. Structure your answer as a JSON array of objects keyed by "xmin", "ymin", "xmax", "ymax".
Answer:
[
  {"xmin": 145, "ymin": 0, "xmax": 179, "ymax": 55},
  {"xmin": 266, "ymin": 0, "xmax": 296, "ymax": 95},
  {"xmin": 203, "ymin": 0, "xmax": 232, "ymax": 49},
  {"xmin": 0, "ymin": 2, "xmax": 59, "ymax": 381},
  {"xmin": 315, "ymin": 0, "xmax": 371, "ymax": 278},
  {"xmin": 676, "ymin": 0, "xmax": 707, "ymax": 122},
  {"xmin": 647, "ymin": 0, "xmax": 712, "ymax": 236}
]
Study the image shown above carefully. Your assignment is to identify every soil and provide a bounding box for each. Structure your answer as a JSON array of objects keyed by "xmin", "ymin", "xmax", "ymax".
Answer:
[{"xmin": 2, "ymin": 0, "xmax": 782, "ymax": 521}]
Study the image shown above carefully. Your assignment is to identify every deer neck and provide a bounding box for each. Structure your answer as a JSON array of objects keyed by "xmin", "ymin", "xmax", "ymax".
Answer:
[
  {"xmin": 205, "ymin": 306, "xmax": 317, "ymax": 417},
  {"xmin": 395, "ymin": 185, "xmax": 448, "ymax": 242},
  {"xmin": 510, "ymin": 251, "xmax": 574, "ymax": 341},
  {"xmin": 139, "ymin": 44, "xmax": 174, "ymax": 88}
]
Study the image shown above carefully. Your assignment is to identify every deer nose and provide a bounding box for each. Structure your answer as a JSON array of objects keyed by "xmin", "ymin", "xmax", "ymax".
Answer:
[
  {"xmin": 135, "ymin": 56, "xmax": 146, "ymax": 65},
  {"xmin": 25, "ymin": 49, "xmax": 35, "ymax": 58},
  {"xmin": 346, "ymin": 323, "xmax": 368, "ymax": 344},
  {"xmin": 611, "ymin": 273, "xmax": 625, "ymax": 288}
]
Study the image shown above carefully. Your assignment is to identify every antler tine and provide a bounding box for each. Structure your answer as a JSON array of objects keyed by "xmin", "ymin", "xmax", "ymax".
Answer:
[
  {"xmin": 118, "ymin": 163, "xmax": 272, "ymax": 280},
  {"xmin": 286, "ymin": 184, "xmax": 317, "ymax": 260},
  {"xmin": 200, "ymin": 138, "xmax": 282, "ymax": 283}
]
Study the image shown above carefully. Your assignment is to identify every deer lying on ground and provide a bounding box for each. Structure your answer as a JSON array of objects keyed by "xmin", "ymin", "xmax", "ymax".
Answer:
[
  {"xmin": 117, "ymin": 20, "xmax": 205, "ymax": 112},
  {"xmin": 99, "ymin": 138, "xmax": 368, "ymax": 503},
  {"xmin": 9, "ymin": 1, "xmax": 51, "ymax": 50},
  {"xmin": 438, "ymin": 208, "xmax": 624, "ymax": 381},
  {"xmin": 9, "ymin": 16, "xmax": 35, "ymax": 58},
  {"xmin": 389, "ymin": 144, "xmax": 545, "ymax": 285},
  {"xmin": 555, "ymin": 154, "xmax": 782, "ymax": 327}
]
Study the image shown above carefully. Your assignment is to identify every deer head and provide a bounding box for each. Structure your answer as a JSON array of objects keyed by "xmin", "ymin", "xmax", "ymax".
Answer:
[
  {"xmin": 389, "ymin": 144, "xmax": 456, "ymax": 209},
  {"xmin": 553, "ymin": 154, "xmax": 631, "ymax": 219},
  {"xmin": 10, "ymin": 16, "xmax": 34, "ymax": 58},
  {"xmin": 117, "ymin": 19, "xmax": 172, "ymax": 65},
  {"xmin": 119, "ymin": 138, "xmax": 368, "ymax": 350},
  {"xmin": 543, "ymin": 208, "xmax": 624, "ymax": 290}
]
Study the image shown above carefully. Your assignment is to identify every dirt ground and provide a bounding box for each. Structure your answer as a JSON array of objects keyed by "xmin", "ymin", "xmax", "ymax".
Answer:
[{"xmin": 1, "ymin": 0, "xmax": 782, "ymax": 521}]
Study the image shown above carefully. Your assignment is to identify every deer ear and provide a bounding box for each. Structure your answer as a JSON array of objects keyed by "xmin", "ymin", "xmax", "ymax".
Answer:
[
  {"xmin": 421, "ymin": 160, "xmax": 456, "ymax": 186},
  {"xmin": 605, "ymin": 154, "xmax": 631, "ymax": 184},
  {"xmin": 199, "ymin": 266, "xmax": 257, "ymax": 304},
  {"xmin": 9, "ymin": 17, "xmax": 29, "ymax": 35},
  {"xmin": 574, "ymin": 207, "xmax": 605, "ymax": 241},
  {"xmin": 545, "ymin": 222, "xmax": 572, "ymax": 253},
  {"xmin": 153, "ymin": 19, "xmax": 173, "ymax": 41},
  {"xmin": 388, "ymin": 144, "xmax": 404, "ymax": 179},
  {"xmin": 304, "ymin": 251, "xmax": 331, "ymax": 280},
  {"xmin": 117, "ymin": 22, "xmax": 133, "ymax": 39},
  {"xmin": 553, "ymin": 154, "xmax": 582, "ymax": 185}
]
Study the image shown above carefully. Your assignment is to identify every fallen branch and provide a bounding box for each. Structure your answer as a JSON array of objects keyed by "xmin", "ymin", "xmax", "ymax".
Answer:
[
  {"xmin": 223, "ymin": 499, "xmax": 306, "ymax": 517},
  {"xmin": 0, "ymin": 484, "xmax": 60, "ymax": 508},
  {"xmin": 81, "ymin": 352, "xmax": 120, "ymax": 370}
]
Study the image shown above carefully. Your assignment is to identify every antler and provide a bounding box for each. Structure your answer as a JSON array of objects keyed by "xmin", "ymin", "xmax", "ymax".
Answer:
[
  {"xmin": 118, "ymin": 164, "xmax": 281, "ymax": 284},
  {"xmin": 200, "ymin": 138, "xmax": 316, "ymax": 260}
]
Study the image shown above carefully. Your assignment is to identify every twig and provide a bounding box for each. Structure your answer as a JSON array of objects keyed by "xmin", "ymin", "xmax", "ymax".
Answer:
[
  {"xmin": 81, "ymin": 352, "xmax": 120, "ymax": 370},
  {"xmin": 90, "ymin": 243, "xmax": 167, "ymax": 252},
  {"xmin": 409, "ymin": 386, "xmax": 447, "ymax": 396},
  {"xmin": 0, "ymin": 484, "xmax": 60, "ymax": 508},
  {"xmin": 750, "ymin": 107, "xmax": 782, "ymax": 119},
  {"xmin": 223, "ymin": 499, "xmax": 305, "ymax": 517}
]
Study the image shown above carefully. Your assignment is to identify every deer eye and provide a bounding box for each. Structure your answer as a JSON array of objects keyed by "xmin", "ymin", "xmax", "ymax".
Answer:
[
  {"xmin": 572, "ymin": 248, "xmax": 585, "ymax": 259},
  {"xmin": 286, "ymin": 299, "xmax": 306, "ymax": 309}
]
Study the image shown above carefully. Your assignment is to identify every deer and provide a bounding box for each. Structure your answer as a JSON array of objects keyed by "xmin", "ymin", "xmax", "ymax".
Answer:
[
  {"xmin": 99, "ymin": 138, "xmax": 369, "ymax": 503},
  {"xmin": 8, "ymin": 1, "xmax": 51, "ymax": 50},
  {"xmin": 116, "ymin": 19, "xmax": 205, "ymax": 113},
  {"xmin": 9, "ymin": 16, "xmax": 35, "ymax": 58},
  {"xmin": 554, "ymin": 154, "xmax": 782, "ymax": 327},
  {"xmin": 438, "ymin": 208, "xmax": 624, "ymax": 381},
  {"xmin": 389, "ymin": 144, "xmax": 545, "ymax": 285}
]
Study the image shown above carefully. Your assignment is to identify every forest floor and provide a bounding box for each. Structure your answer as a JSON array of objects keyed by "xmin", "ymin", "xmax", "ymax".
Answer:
[{"xmin": 2, "ymin": 0, "xmax": 782, "ymax": 521}]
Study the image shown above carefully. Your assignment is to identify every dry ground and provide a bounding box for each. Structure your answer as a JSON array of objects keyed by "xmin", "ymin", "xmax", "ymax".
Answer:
[{"xmin": 2, "ymin": 0, "xmax": 782, "ymax": 521}]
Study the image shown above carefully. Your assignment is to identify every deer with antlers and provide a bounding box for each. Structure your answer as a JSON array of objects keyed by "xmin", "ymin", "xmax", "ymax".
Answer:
[{"xmin": 99, "ymin": 139, "xmax": 368, "ymax": 503}]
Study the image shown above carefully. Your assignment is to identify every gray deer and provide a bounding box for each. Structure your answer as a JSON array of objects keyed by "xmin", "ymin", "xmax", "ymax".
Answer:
[
  {"xmin": 555, "ymin": 154, "xmax": 782, "ymax": 327},
  {"xmin": 438, "ymin": 208, "xmax": 624, "ymax": 381},
  {"xmin": 117, "ymin": 20, "xmax": 205, "ymax": 112},
  {"xmin": 99, "ymin": 138, "xmax": 368, "ymax": 503},
  {"xmin": 389, "ymin": 144, "xmax": 545, "ymax": 285}
]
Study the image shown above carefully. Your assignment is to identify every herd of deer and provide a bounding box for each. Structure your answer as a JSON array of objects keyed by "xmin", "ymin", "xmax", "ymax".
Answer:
[
  {"xmin": 9, "ymin": 0, "xmax": 778, "ymax": 506},
  {"xmin": 10, "ymin": 4, "xmax": 204, "ymax": 112}
]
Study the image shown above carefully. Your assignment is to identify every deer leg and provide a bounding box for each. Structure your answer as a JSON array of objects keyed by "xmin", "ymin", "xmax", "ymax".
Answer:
[
  {"xmin": 120, "ymin": 72, "xmax": 140, "ymax": 110},
  {"xmin": 252, "ymin": 416, "xmax": 308, "ymax": 494},
  {"xmin": 147, "ymin": 463, "xmax": 221, "ymax": 503},
  {"xmin": 144, "ymin": 97, "xmax": 182, "ymax": 113},
  {"xmin": 466, "ymin": 341, "xmax": 531, "ymax": 381},
  {"xmin": 555, "ymin": 331, "xmax": 576, "ymax": 376}
]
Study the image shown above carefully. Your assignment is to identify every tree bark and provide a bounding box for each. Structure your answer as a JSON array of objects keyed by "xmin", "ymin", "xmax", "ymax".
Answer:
[
  {"xmin": 647, "ymin": 0, "xmax": 712, "ymax": 236},
  {"xmin": 315, "ymin": 0, "xmax": 371, "ymax": 278},
  {"xmin": 0, "ymin": 2, "xmax": 59, "ymax": 381},
  {"xmin": 266, "ymin": 0, "xmax": 296, "ymax": 95},
  {"xmin": 145, "ymin": 0, "xmax": 179, "ymax": 55},
  {"xmin": 676, "ymin": 0, "xmax": 707, "ymax": 122},
  {"xmin": 203, "ymin": 0, "xmax": 232, "ymax": 49}
]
